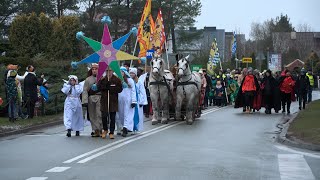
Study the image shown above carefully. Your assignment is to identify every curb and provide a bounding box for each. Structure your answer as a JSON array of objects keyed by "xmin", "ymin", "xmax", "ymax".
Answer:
[
  {"xmin": 276, "ymin": 112, "xmax": 320, "ymax": 151},
  {"xmin": 0, "ymin": 118, "xmax": 62, "ymax": 138}
]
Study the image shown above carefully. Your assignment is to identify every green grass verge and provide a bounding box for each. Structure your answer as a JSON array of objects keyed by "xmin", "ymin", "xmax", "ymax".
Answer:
[
  {"xmin": 288, "ymin": 100, "xmax": 320, "ymax": 145},
  {"xmin": 0, "ymin": 114, "xmax": 62, "ymax": 133}
]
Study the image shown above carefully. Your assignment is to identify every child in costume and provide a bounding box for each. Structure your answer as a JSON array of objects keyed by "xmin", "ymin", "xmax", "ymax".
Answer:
[
  {"xmin": 214, "ymin": 80, "xmax": 224, "ymax": 107},
  {"xmin": 61, "ymin": 75, "xmax": 84, "ymax": 137}
]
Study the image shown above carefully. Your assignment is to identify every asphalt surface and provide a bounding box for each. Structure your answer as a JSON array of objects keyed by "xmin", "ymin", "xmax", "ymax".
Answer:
[{"xmin": 0, "ymin": 91, "xmax": 320, "ymax": 180}]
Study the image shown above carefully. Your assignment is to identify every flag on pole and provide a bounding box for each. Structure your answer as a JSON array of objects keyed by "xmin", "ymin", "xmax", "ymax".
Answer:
[
  {"xmin": 151, "ymin": 8, "xmax": 166, "ymax": 52},
  {"xmin": 207, "ymin": 38, "xmax": 219, "ymax": 75},
  {"xmin": 137, "ymin": 0, "xmax": 154, "ymax": 57},
  {"xmin": 231, "ymin": 32, "xmax": 237, "ymax": 56}
]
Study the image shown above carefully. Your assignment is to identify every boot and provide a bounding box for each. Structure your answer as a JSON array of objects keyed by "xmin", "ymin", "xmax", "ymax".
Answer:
[
  {"xmin": 122, "ymin": 127, "xmax": 128, "ymax": 137},
  {"xmin": 109, "ymin": 134, "xmax": 114, "ymax": 139},
  {"xmin": 75, "ymin": 131, "xmax": 80, "ymax": 136},
  {"xmin": 101, "ymin": 130, "xmax": 107, "ymax": 139},
  {"xmin": 91, "ymin": 130, "xmax": 100, "ymax": 137},
  {"xmin": 66, "ymin": 129, "xmax": 71, "ymax": 137}
]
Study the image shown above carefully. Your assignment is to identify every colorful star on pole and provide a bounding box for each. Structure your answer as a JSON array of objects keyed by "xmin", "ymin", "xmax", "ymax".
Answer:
[{"xmin": 72, "ymin": 16, "xmax": 139, "ymax": 80}]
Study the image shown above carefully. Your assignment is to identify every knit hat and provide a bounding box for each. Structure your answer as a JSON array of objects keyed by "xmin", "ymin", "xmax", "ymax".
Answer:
[{"xmin": 129, "ymin": 67, "xmax": 137, "ymax": 76}]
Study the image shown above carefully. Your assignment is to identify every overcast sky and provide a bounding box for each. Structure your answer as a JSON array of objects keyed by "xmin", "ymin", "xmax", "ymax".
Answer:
[{"xmin": 195, "ymin": 0, "xmax": 320, "ymax": 39}]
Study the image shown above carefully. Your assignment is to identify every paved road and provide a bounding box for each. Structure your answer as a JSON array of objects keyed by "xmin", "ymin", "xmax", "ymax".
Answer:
[{"xmin": 1, "ymin": 92, "xmax": 320, "ymax": 180}]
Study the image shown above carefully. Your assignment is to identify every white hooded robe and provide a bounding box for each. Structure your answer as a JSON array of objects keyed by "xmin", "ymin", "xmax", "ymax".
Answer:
[
  {"xmin": 117, "ymin": 78, "xmax": 137, "ymax": 131},
  {"xmin": 61, "ymin": 83, "xmax": 84, "ymax": 131}
]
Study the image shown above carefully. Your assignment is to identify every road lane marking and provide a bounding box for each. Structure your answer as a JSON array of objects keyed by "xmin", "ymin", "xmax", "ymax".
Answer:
[
  {"xmin": 77, "ymin": 108, "xmax": 221, "ymax": 163},
  {"xmin": 63, "ymin": 122, "xmax": 179, "ymax": 163},
  {"xmin": 45, "ymin": 166, "xmax": 70, "ymax": 173},
  {"xmin": 26, "ymin": 177, "xmax": 48, "ymax": 180},
  {"xmin": 278, "ymin": 154, "xmax": 315, "ymax": 180},
  {"xmin": 275, "ymin": 145, "xmax": 320, "ymax": 159}
]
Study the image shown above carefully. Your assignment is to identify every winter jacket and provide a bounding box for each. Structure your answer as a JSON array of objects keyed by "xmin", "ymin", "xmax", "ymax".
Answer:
[
  {"xmin": 23, "ymin": 73, "xmax": 43, "ymax": 102},
  {"xmin": 280, "ymin": 76, "xmax": 295, "ymax": 94},
  {"xmin": 98, "ymin": 75, "xmax": 123, "ymax": 113},
  {"xmin": 296, "ymin": 75, "xmax": 310, "ymax": 94}
]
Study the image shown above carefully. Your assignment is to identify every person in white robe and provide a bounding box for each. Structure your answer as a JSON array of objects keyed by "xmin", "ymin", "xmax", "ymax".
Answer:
[
  {"xmin": 61, "ymin": 75, "xmax": 84, "ymax": 137},
  {"xmin": 116, "ymin": 67, "xmax": 137, "ymax": 137},
  {"xmin": 129, "ymin": 68, "xmax": 148, "ymax": 132}
]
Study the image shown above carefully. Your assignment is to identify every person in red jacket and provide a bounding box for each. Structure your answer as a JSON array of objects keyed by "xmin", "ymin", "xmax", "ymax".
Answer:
[
  {"xmin": 279, "ymin": 70, "xmax": 295, "ymax": 114},
  {"xmin": 237, "ymin": 68, "xmax": 260, "ymax": 113}
]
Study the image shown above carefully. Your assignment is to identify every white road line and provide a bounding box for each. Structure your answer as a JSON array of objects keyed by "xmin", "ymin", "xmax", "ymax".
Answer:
[
  {"xmin": 77, "ymin": 108, "xmax": 220, "ymax": 163},
  {"xmin": 45, "ymin": 166, "xmax": 70, "ymax": 173},
  {"xmin": 63, "ymin": 122, "xmax": 179, "ymax": 163},
  {"xmin": 26, "ymin": 177, "xmax": 48, "ymax": 180},
  {"xmin": 275, "ymin": 145, "xmax": 320, "ymax": 159},
  {"xmin": 278, "ymin": 154, "xmax": 315, "ymax": 180}
]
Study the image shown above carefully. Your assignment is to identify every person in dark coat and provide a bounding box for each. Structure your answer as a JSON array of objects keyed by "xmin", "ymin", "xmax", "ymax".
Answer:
[
  {"xmin": 203, "ymin": 70, "xmax": 212, "ymax": 107},
  {"xmin": 296, "ymin": 69, "xmax": 310, "ymax": 110},
  {"xmin": 234, "ymin": 67, "xmax": 260, "ymax": 113},
  {"xmin": 23, "ymin": 65, "xmax": 44, "ymax": 119},
  {"xmin": 98, "ymin": 69, "xmax": 123, "ymax": 139},
  {"xmin": 262, "ymin": 70, "xmax": 277, "ymax": 114}
]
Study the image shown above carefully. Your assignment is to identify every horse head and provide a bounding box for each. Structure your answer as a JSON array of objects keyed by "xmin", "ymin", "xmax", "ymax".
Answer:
[
  {"xmin": 177, "ymin": 55, "xmax": 190, "ymax": 76},
  {"xmin": 151, "ymin": 56, "xmax": 165, "ymax": 76}
]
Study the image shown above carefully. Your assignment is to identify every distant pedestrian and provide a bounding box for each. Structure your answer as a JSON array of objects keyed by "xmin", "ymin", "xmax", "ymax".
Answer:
[
  {"xmin": 6, "ymin": 70, "xmax": 18, "ymax": 122},
  {"xmin": 23, "ymin": 65, "xmax": 44, "ymax": 119},
  {"xmin": 306, "ymin": 70, "xmax": 317, "ymax": 103},
  {"xmin": 296, "ymin": 69, "xmax": 309, "ymax": 110},
  {"xmin": 61, "ymin": 75, "xmax": 84, "ymax": 137},
  {"xmin": 235, "ymin": 68, "xmax": 260, "ymax": 113},
  {"xmin": 279, "ymin": 70, "xmax": 295, "ymax": 114},
  {"xmin": 214, "ymin": 81, "xmax": 224, "ymax": 107},
  {"xmin": 262, "ymin": 70, "xmax": 277, "ymax": 114},
  {"xmin": 40, "ymin": 80, "xmax": 49, "ymax": 102}
]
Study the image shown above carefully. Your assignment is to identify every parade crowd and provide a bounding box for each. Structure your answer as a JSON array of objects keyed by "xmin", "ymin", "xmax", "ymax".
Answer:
[
  {"xmin": 4, "ymin": 65, "xmax": 48, "ymax": 122},
  {"xmin": 62, "ymin": 63, "xmax": 147, "ymax": 138},
  {"xmin": 197, "ymin": 67, "xmax": 318, "ymax": 115},
  {"xmin": 3, "ymin": 62, "xmax": 318, "ymax": 139}
]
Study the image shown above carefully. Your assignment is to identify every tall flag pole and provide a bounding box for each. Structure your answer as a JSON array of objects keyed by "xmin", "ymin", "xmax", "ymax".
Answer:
[
  {"xmin": 153, "ymin": 8, "xmax": 169, "ymax": 69},
  {"xmin": 231, "ymin": 31, "xmax": 237, "ymax": 67},
  {"xmin": 137, "ymin": 0, "xmax": 153, "ymax": 58},
  {"xmin": 231, "ymin": 31, "xmax": 237, "ymax": 57},
  {"xmin": 207, "ymin": 38, "xmax": 219, "ymax": 75}
]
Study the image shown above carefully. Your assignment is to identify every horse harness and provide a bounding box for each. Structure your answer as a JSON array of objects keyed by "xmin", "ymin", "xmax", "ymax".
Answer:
[
  {"xmin": 149, "ymin": 75, "xmax": 173, "ymax": 100},
  {"xmin": 177, "ymin": 73, "xmax": 199, "ymax": 97}
]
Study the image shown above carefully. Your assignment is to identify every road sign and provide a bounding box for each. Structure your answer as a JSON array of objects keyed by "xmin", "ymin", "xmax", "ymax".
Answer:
[
  {"xmin": 191, "ymin": 65, "xmax": 202, "ymax": 72},
  {"xmin": 242, "ymin": 57, "xmax": 252, "ymax": 63},
  {"xmin": 146, "ymin": 49, "xmax": 154, "ymax": 60}
]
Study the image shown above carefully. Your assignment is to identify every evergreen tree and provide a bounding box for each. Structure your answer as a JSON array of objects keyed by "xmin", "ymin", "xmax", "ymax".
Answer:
[
  {"xmin": 9, "ymin": 13, "xmax": 41, "ymax": 58},
  {"xmin": 39, "ymin": 13, "xmax": 53, "ymax": 53},
  {"xmin": 47, "ymin": 19, "xmax": 72, "ymax": 61}
]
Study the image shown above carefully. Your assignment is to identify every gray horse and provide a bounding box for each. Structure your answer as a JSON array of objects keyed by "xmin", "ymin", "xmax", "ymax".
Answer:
[
  {"xmin": 175, "ymin": 55, "xmax": 201, "ymax": 125},
  {"xmin": 149, "ymin": 56, "xmax": 174, "ymax": 125}
]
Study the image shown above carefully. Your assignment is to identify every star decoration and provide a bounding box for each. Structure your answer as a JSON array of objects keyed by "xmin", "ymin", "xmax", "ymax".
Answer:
[{"xmin": 72, "ymin": 16, "xmax": 139, "ymax": 80}]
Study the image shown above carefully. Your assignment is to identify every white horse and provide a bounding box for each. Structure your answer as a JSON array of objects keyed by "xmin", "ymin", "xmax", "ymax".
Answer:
[
  {"xmin": 149, "ymin": 56, "xmax": 174, "ymax": 125},
  {"xmin": 175, "ymin": 55, "xmax": 201, "ymax": 125}
]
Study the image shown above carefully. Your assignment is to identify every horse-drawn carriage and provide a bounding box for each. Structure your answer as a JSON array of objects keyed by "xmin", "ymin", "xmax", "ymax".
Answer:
[{"xmin": 146, "ymin": 54, "xmax": 203, "ymax": 125}]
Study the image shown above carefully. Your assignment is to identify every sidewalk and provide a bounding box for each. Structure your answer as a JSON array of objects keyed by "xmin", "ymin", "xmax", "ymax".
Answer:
[{"xmin": 0, "ymin": 114, "xmax": 63, "ymax": 137}]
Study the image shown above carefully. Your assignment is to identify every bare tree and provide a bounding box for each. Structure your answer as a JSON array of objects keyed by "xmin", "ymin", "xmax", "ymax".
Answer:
[{"xmin": 296, "ymin": 23, "xmax": 313, "ymax": 32}]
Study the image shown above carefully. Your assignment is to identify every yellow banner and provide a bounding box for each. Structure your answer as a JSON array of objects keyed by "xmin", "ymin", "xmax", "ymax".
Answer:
[{"xmin": 138, "ymin": 0, "xmax": 153, "ymax": 57}]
